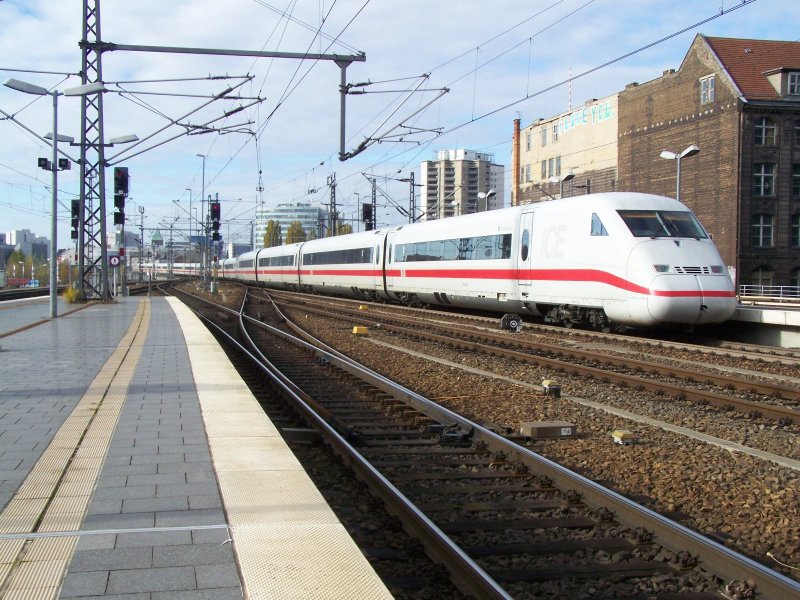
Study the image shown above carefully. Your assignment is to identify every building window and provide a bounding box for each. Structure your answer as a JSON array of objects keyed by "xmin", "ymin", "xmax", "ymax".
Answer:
[
  {"xmin": 541, "ymin": 128, "xmax": 547, "ymax": 147},
  {"xmin": 753, "ymin": 163, "xmax": 775, "ymax": 196},
  {"xmin": 541, "ymin": 161, "xmax": 547, "ymax": 179},
  {"xmin": 525, "ymin": 164, "xmax": 531, "ymax": 182},
  {"xmin": 794, "ymin": 165, "xmax": 800, "ymax": 198},
  {"xmin": 525, "ymin": 132, "xmax": 532, "ymax": 151},
  {"xmin": 751, "ymin": 267, "xmax": 774, "ymax": 287},
  {"xmin": 789, "ymin": 72, "xmax": 800, "ymax": 95},
  {"xmin": 700, "ymin": 74, "xmax": 715, "ymax": 104},
  {"xmin": 548, "ymin": 158, "xmax": 555, "ymax": 178},
  {"xmin": 552, "ymin": 124, "xmax": 559, "ymax": 143},
  {"xmin": 754, "ymin": 117, "xmax": 777, "ymax": 145},
  {"xmin": 519, "ymin": 165, "xmax": 525, "ymax": 184},
  {"xmin": 792, "ymin": 214, "xmax": 800, "ymax": 247},
  {"xmin": 792, "ymin": 267, "xmax": 800, "ymax": 288},
  {"xmin": 752, "ymin": 214, "xmax": 774, "ymax": 247},
  {"xmin": 555, "ymin": 156, "xmax": 562, "ymax": 177},
  {"xmin": 795, "ymin": 120, "xmax": 800, "ymax": 146}
]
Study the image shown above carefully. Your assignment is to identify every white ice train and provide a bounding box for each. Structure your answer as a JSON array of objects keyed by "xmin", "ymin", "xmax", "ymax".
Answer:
[{"xmin": 220, "ymin": 192, "xmax": 737, "ymax": 330}]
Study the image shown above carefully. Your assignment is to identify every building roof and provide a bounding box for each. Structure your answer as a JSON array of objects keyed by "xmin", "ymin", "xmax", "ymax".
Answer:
[{"xmin": 703, "ymin": 36, "xmax": 800, "ymax": 100}]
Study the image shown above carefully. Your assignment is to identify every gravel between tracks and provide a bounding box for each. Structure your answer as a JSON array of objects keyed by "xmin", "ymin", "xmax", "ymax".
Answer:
[{"xmin": 203, "ymin": 283, "xmax": 800, "ymax": 582}]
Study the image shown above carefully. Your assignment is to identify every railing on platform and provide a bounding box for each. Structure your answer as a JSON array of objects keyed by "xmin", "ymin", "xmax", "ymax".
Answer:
[{"xmin": 739, "ymin": 285, "xmax": 800, "ymax": 305}]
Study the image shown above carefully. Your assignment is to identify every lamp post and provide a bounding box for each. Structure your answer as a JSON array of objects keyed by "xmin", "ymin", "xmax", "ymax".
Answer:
[
  {"xmin": 3, "ymin": 78, "xmax": 104, "ymax": 318},
  {"xmin": 196, "ymin": 154, "xmax": 206, "ymax": 286},
  {"xmin": 660, "ymin": 145, "xmax": 700, "ymax": 202},
  {"xmin": 185, "ymin": 187, "xmax": 193, "ymax": 261},
  {"xmin": 549, "ymin": 172, "xmax": 575, "ymax": 198},
  {"xmin": 477, "ymin": 189, "xmax": 497, "ymax": 212}
]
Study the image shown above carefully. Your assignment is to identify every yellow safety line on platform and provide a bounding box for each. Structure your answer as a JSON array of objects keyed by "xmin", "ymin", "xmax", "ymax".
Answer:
[{"xmin": 0, "ymin": 299, "xmax": 150, "ymax": 598}]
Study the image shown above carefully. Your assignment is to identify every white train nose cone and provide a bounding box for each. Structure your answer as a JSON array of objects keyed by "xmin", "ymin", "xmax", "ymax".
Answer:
[{"xmin": 647, "ymin": 274, "xmax": 736, "ymax": 324}]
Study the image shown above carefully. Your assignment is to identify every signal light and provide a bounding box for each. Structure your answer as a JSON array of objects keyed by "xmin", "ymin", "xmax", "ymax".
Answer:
[
  {"xmin": 113, "ymin": 166, "xmax": 129, "ymax": 194},
  {"xmin": 70, "ymin": 200, "xmax": 80, "ymax": 240},
  {"xmin": 114, "ymin": 193, "xmax": 125, "ymax": 210},
  {"xmin": 210, "ymin": 201, "xmax": 221, "ymax": 241},
  {"xmin": 113, "ymin": 212, "xmax": 125, "ymax": 225},
  {"xmin": 362, "ymin": 203, "xmax": 373, "ymax": 231}
]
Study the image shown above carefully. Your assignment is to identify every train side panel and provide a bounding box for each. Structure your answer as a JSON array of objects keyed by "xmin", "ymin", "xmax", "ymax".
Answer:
[
  {"xmin": 298, "ymin": 230, "xmax": 386, "ymax": 298},
  {"xmin": 385, "ymin": 208, "xmax": 521, "ymax": 311}
]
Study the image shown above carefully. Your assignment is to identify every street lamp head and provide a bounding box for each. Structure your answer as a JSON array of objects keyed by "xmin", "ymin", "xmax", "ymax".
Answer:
[
  {"xmin": 44, "ymin": 132, "xmax": 75, "ymax": 143},
  {"xmin": 63, "ymin": 82, "xmax": 106, "ymax": 96},
  {"xmin": 679, "ymin": 144, "xmax": 700, "ymax": 159},
  {"xmin": 659, "ymin": 150, "xmax": 677, "ymax": 160},
  {"xmin": 3, "ymin": 78, "xmax": 49, "ymax": 96},
  {"xmin": 561, "ymin": 172, "xmax": 575, "ymax": 183},
  {"xmin": 108, "ymin": 134, "xmax": 139, "ymax": 144}
]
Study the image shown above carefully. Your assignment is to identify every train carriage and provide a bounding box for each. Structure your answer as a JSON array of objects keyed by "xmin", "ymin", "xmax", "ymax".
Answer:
[
  {"xmin": 254, "ymin": 243, "xmax": 303, "ymax": 289},
  {"xmin": 220, "ymin": 192, "xmax": 736, "ymax": 330},
  {"xmin": 385, "ymin": 209, "xmax": 518, "ymax": 311},
  {"xmin": 298, "ymin": 230, "xmax": 386, "ymax": 298}
]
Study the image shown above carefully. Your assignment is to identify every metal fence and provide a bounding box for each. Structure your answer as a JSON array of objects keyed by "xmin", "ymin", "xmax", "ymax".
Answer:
[{"xmin": 739, "ymin": 285, "xmax": 800, "ymax": 303}]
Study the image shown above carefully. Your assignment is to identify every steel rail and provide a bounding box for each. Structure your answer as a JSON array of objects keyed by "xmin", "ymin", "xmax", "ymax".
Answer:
[
  {"xmin": 271, "ymin": 294, "xmax": 799, "ymax": 402},
  {"xmin": 169, "ymin": 286, "xmax": 512, "ymax": 600},
  {"xmin": 278, "ymin": 299, "xmax": 800, "ymax": 424},
  {"xmin": 174, "ymin": 285, "xmax": 800, "ymax": 597},
  {"xmin": 258, "ymin": 292, "xmax": 800, "ymax": 599}
]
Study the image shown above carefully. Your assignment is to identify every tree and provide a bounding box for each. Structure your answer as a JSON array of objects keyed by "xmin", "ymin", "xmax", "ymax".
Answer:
[
  {"xmin": 263, "ymin": 220, "xmax": 282, "ymax": 248},
  {"xmin": 7, "ymin": 249, "xmax": 27, "ymax": 281},
  {"xmin": 336, "ymin": 222, "xmax": 353, "ymax": 236},
  {"xmin": 285, "ymin": 221, "xmax": 307, "ymax": 244}
]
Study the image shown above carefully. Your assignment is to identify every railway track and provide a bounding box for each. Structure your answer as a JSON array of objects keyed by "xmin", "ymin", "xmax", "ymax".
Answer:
[
  {"xmin": 170, "ymin": 283, "xmax": 800, "ymax": 599},
  {"xmin": 266, "ymin": 290, "xmax": 800, "ymax": 424}
]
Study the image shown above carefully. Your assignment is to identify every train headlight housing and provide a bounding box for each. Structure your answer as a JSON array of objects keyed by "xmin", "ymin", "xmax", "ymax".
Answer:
[
  {"xmin": 711, "ymin": 265, "xmax": 724, "ymax": 274},
  {"xmin": 653, "ymin": 264, "xmax": 670, "ymax": 273}
]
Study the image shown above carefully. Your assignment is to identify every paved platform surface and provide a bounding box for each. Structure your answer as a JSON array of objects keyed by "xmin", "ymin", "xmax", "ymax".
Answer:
[{"xmin": 0, "ymin": 296, "xmax": 390, "ymax": 599}]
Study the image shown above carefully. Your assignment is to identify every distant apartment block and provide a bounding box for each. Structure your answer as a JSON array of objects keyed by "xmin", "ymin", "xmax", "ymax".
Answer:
[{"xmin": 420, "ymin": 149, "xmax": 504, "ymax": 220}]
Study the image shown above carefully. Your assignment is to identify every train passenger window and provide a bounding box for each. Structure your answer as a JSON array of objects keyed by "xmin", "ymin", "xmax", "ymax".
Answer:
[
  {"xmin": 591, "ymin": 213, "xmax": 609, "ymax": 236},
  {"xmin": 521, "ymin": 230, "xmax": 530, "ymax": 261},
  {"xmin": 394, "ymin": 233, "xmax": 513, "ymax": 262},
  {"xmin": 375, "ymin": 245, "xmax": 380, "ymax": 264}
]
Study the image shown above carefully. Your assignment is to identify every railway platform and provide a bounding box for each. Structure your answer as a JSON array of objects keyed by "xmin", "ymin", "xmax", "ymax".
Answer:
[
  {"xmin": 728, "ymin": 303, "xmax": 800, "ymax": 348},
  {"xmin": 0, "ymin": 296, "xmax": 391, "ymax": 599}
]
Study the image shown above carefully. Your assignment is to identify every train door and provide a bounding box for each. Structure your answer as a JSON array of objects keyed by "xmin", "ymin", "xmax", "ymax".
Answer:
[
  {"xmin": 384, "ymin": 230, "xmax": 396, "ymax": 292},
  {"xmin": 518, "ymin": 211, "xmax": 534, "ymax": 288}
]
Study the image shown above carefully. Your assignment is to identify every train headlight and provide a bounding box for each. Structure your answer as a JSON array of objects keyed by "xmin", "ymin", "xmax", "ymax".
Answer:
[
  {"xmin": 653, "ymin": 264, "xmax": 670, "ymax": 273},
  {"xmin": 711, "ymin": 265, "xmax": 724, "ymax": 274}
]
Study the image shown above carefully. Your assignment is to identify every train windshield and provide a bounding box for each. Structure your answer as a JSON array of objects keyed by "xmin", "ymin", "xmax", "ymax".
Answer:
[{"xmin": 617, "ymin": 210, "xmax": 707, "ymax": 239}]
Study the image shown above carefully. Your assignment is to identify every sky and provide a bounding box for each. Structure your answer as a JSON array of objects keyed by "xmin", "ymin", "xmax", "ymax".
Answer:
[{"xmin": 1, "ymin": 0, "xmax": 798, "ymax": 252}]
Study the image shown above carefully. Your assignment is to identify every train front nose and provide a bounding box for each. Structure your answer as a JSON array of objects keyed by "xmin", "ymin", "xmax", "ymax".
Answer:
[{"xmin": 647, "ymin": 274, "xmax": 736, "ymax": 325}]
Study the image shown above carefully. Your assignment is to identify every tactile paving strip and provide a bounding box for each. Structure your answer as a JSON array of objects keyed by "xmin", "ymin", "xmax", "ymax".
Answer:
[{"xmin": 0, "ymin": 300, "xmax": 150, "ymax": 598}]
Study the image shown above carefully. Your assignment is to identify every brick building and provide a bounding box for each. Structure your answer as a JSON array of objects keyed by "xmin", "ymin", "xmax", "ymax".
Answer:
[
  {"xmin": 514, "ymin": 95, "xmax": 619, "ymax": 204},
  {"xmin": 512, "ymin": 35, "xmax": 800, "ymax": 290},
  {"xmin": 618, "ymin": 34, "xmax": 800, "ymax": 289}
]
